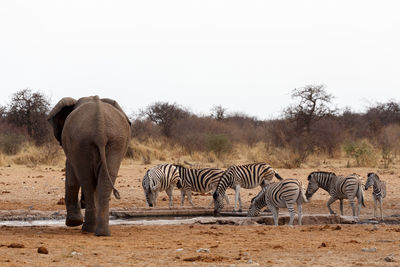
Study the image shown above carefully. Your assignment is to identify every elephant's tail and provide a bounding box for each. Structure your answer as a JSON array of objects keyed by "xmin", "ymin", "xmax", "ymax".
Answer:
[
  {"xmin": 94, "ymin": 96, "xmax": 121, "ymax": 200},
  {"xmin": 99, "ymin": 143, "xmax": 121, "ymax": 200}
]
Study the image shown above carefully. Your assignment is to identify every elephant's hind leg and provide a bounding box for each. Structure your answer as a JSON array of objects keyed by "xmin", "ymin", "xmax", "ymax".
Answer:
[{"xmin": 65, "ymin": 160, "xmax": 83, "ymax": 227}]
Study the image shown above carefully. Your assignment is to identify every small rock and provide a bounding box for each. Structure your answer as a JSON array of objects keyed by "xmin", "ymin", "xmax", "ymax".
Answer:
[
  {"xmin": 384, "ymin": 255, "xmax": 395, "ymax": 262},
  {"xmin": 361, "ymin": 247, "xmax": 377, "ymax": 252},
  {"xmin": 318, "ymin": 242, "xmax": 327, "ymax": 248},
  {"xmin": 176, "ymin": 248, "xmax": 183, "ymax": 252},
  {"xmin": 196, "ymin": 248, "xmax": 210, "ymax": 253},
  {"xmin": 332, "ymin": 225, "xmax": 341, "ymax": 230},
  {"xmin": 57, "ymin": 198, "xmax": 65, "ymax": 205},
  {"xmin": 162, "ymin": 197, "xmax": 167, "ymax": 201},
  {"xmin": 371, "ymin": 225, "xmax": 379, "ymax": 231},
  {"xmin": 8, "ymin": 243, "xmax": 24, "ymax": 248},
  {"xmin": 71, "ymin": 251, "xmax": 82, "ymax": 256},
  {"xmin": 38, "ymin": 246, "xmax": 48, "ymax": 254}
]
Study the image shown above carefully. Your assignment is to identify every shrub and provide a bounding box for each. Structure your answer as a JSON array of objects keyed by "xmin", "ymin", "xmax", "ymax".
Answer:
[
  {"xmin": 0, "ymin": 134, "xmax": 26, "ymax": 155},
  {"xmin": 206, "ymin": 134, "xmax": 232, "ymax": 158},
  {"xmin": 343, "ymin": 140, "xmax": 378, "ymax": 167}
]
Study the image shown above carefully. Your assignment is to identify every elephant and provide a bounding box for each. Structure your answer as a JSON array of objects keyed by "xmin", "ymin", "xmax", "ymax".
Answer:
[{"xmin": 48, "ymin": 96, "xmax": 131, "ymax": 236}]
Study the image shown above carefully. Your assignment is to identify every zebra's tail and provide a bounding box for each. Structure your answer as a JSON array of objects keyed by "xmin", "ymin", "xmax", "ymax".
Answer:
[
  {"xmin": 300, "ymin": 184, "xmax": 308, "ymax": 203},
  {"xmin": 358, "ymin": 182, "xmax": 365, "ymax": 207},
  {"xmin": 274, "ymin": 172, "xmax": 283, "ymax": 180}
]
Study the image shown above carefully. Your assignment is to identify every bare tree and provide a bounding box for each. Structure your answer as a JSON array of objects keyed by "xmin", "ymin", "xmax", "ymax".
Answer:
[
  {"xmin": 210, "ymin": 105, "xmax": 226, "ymax": 120},
  {"xmin": 142, "ymin": 102, "xmax": 189, "ymax": 137},
  {"xmin": 284, "ymin": 84, "xmax": 336, "ymax": 134},
  {"xmin": 6, "ymin": 89, "xmax": 51, "ymax": 144}
]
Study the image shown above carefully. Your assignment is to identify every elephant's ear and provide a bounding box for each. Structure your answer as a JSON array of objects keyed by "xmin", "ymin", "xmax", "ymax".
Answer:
[
  {"xmin": 101, "ymin": 98, "xmax": 131, "ymax": 125},
  {"xmin": 48, "ymin": 97, "xmax": 77, "ymax": 145}
]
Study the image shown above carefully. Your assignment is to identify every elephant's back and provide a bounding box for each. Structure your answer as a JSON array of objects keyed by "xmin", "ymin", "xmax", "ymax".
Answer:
[{"xmin": 62, "ymin": 101, "xmax": 130, "ymax": 146}]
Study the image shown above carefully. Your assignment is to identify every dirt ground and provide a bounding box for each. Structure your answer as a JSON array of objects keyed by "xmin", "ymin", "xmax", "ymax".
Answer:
[{"xmin": 1, "ymin": 159, "xmax": 400, "ymax": 266}]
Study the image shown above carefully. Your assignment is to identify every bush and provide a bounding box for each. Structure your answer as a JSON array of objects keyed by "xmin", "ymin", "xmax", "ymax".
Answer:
[
  {"xmin": 206, "ymin": 134, "xmax": 232, "ymax": 158},
  {"xmin": 343, "ymin": 140, "xmax": 378, "ymax": 167},
  {"xmin": 0, "ymin": 134, "xmax": 26, "ymax": 155}
]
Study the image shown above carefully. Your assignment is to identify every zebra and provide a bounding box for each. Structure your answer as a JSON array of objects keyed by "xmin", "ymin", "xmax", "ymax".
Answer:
[
  {"xmin": 247, "ymin": 179, "xmax": 308, "ymax": 226},
  {"xmin": 174, "ymin": 165, "xmax": 229, "ymax": 207},
  {"xmin": 141, "ymin": 164, "xmax": 180, "ymax": 208},
  {"xmin": 213, "ymin": 163, "xmax": 283, "ymax": 215},
  {"xmin": 305, "ymin": 171, "xmax": 365, "ymax": 217},
  {"xmin": 365, "ymin": 172, "xmax": 386, "ymax": 220}
]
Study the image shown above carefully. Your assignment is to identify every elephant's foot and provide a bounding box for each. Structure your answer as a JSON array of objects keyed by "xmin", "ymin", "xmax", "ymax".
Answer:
[
  {"xmin": 95, "ymin": 226, "xmax": 111, "ymax": 236},
  {"xmin": 82, "ymin": 223, "xmax": 96, "ymax": 233},
  {"xmin": 66, "ymin": 213, "xmax": 83, "ymax": 227}
]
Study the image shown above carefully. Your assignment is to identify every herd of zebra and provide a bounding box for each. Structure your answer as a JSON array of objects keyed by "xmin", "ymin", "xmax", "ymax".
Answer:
[{"xmin": 141, "ymin": 163, "xmax": 387, "ymax": 226}]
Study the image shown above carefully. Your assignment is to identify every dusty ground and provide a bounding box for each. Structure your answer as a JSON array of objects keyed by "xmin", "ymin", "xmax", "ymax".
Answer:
[{"xmin": 0, "ymin": 159, "xmax": 400, "ymax": 266}]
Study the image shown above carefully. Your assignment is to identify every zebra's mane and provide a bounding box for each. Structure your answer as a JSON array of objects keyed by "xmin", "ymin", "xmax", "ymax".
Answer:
[
  {"xmin": 368, "ymin": 172, "xmax": 380, "ymax": 180},
  {"xmin": 307, "ymin": 171, "xmax": 336, "ymax": 180}
]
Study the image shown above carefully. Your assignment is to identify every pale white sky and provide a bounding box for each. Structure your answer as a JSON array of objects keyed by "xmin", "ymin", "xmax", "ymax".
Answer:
[{"xmin": 0, "ymin": 0, "xmax": 399, "ymax": 119}]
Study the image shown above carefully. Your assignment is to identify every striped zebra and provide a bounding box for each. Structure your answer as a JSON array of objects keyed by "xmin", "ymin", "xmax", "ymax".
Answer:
[
  {"xmin": 142, "ymin": 164, "xmax": 180, "ymax": 208},
  {"xmin": 247, "ymin": 179, "xmax": 307, "ymax": 226},
  {"xmin": 213, "ymin": 163, "xmax": 283, "ymax": 215},
  {"xmin": 365, "ymin": 172, "xmax": 386, "ymax": 220},
  {"xmin": 174, "ymin": 165, "xmax": 229, "ymax": 207},
  {"xmin": 305, "ymin": 171, "xmax": 365, "ymax": 217}
]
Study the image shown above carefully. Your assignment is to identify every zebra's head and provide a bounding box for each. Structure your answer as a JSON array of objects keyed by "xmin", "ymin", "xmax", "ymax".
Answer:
[
  {"xmin": 365, "ymin": 173, "xmax": 378, "ymax": 190},
  {"xmin": 213, "ymin": 191, "xmax": 224, "ymax": 216},
  {"xmin": 305, "ymin": 172, "xmax": 320, "ymax": 200},
  {"xmin": 247, "ymin": 187, "xmax": 267, "ymax": 217}
]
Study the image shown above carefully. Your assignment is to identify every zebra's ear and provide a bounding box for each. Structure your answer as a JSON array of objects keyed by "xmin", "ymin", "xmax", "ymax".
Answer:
[{"xmin": 367, "ymin": 172, "xmax": 373, "ymax": 177}]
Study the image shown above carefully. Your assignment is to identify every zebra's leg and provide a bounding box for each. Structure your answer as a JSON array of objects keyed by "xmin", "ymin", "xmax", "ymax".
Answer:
[
  {"xmin": 180, "ymin": 190, "xmax": 185, "ymax": 206},
  {"xmin": 224, "ymin": 194, "xmax": 230, "ymax": 205},
  {"xmin": 339, "ymin": 199, "xmax": 344, "ymax": 216},
  {"xmin": 357, "ymin": 194, "xmax": 362, "ymax": 218},
  {"xmin": 269, "ymin": 205, "xmax": 279, "ymax": 226},
  {"xmin": 379, "ymin": 198, "xmax": 383, "ymax": 220},
  {"xmin": 238, "ymin": 191, "xmax": 243, "ymax": 212},
  {"xmin": 286, "ymin": 202, "xmax": 296, "ymax": 226},
  {"xmin": 233, "ymin": 185, "xmax": 241, "ymax": 212},
  {"xmin": 373, "ymin": 197, "xmax": 377, "ymax": 218},
  {"xmin": 297, "ymin": 203, "xmax": 303, "ymax": 226},
  {"xmin": 349, "ymin": 198, "xmax": 356, "ymax": 217},
  {"xmin": 154, "ymin": 191, "xmax": 158, "ymax": 207},
  {"xmin": 166, "ymin": 186, "xmax": 174, "ymax": 208},
  {"xmin": 187, "ymin": 191, "xmax": 194, "ymax": 207},
  {"xmin": 326, "ymin": 197, "xmax": 337, "ymax": 215}
]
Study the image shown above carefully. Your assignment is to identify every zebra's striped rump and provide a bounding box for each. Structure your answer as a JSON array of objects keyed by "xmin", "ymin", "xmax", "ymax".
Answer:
[
  {"xmin": 213, "ymin": 163, "xmax": 282, "ymax": 214},
  {"xmin": 248, "ymin": 179, "xmax": 306, "ymax": 225}
]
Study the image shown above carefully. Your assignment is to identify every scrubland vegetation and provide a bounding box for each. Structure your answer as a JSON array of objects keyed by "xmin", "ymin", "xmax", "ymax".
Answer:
[{"xmin": 1, "ymin": 86, "xmax": 399, "ymax": 169}]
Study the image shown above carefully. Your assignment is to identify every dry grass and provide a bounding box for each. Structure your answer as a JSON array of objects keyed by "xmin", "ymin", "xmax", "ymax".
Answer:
[
  {"xmin": 1, "ymin": 138, "xmax": 395, "ymax": 170},
  {"xmin": 7, "ymin": 142, "xmax": 65, "ymax": 167}
]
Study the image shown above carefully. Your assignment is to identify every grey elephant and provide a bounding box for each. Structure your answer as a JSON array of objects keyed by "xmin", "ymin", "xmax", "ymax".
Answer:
[{"xmin": 48, "ymin": 96, "xmax": 131, "ymax": 236}]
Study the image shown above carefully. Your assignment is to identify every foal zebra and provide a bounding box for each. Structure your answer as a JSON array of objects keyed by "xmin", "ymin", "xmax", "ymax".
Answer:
[
  {"xmin": 247, "ymin": 179, "xmax": 307, "ymax": 226},
  {"xmin": 142, "ymin": 164, "xmax": 180, "ymax": 208},
  {"xmin": 365, "ymin": 172, "xmax": 386, "ymax": 220},
  {"xmin": 305, "ymin": 171, "xmax": 365, "ymax": 217},
  {"xmin": 174, "ymin": 165, "xmax": 229, "ymax": 207},
  {"xmin": 213, "ymin": 163, "xmax": 283, "ymax": 214}
]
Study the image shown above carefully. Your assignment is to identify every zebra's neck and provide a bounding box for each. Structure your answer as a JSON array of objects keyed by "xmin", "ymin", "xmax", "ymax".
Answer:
[
  {"xmin": 216, "ymin": 171, "xmax": 233, "ymax": 195},
  {"xmin": 317, "ymin": 175, "xmax": 335, "ymax": 192}
]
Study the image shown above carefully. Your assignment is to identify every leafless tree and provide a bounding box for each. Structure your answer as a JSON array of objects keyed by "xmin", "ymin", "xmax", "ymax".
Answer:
[
  {"xmin": 210, "ymin": 105, "xmax": 226, "ymax": 120},
  {"xmin": 284, "ymin": 84, "xmax": 336, "ymax": 134},
  {"xmin": 6, "ymin": 88, "xmax": 51, "ymax": 144},
  {"xmin": 142, "ymin": 102, "xmax": 189, "ymax": 137}
]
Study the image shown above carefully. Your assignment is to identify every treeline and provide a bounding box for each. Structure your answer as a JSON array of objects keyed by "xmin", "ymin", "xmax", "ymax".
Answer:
[{"xmin": 1, "ymin": 86, "xmax": 400, "ymax": 168}]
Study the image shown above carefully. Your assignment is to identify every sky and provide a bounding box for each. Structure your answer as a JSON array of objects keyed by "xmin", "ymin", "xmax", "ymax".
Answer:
[{"xmin": 0, "ymin": 0, "xmax": 399, "ymax": 119}]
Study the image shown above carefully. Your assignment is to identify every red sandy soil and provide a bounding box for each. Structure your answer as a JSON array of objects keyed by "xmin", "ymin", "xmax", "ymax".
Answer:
[{"xmin": 0, "ymin": 160, "xmax": 399, "ymax": 266}]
